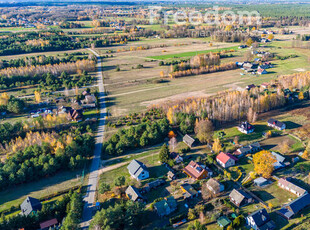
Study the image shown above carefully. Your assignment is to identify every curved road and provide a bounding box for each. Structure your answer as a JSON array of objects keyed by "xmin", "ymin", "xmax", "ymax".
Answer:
[{"xmin": 80, "ymin": 48, "xmax": 106, "ymax": 229}]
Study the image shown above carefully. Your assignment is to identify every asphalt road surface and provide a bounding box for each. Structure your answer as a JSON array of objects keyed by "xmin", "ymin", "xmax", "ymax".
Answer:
[{"xmin": 80, "ymin": 48, "xmax": 106, "ymax": 229}]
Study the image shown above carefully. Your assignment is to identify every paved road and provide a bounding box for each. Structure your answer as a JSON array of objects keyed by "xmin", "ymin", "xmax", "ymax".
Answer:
[{"xmin": 80, "ymin": 48, "xmax": 106, "ymax": 229}]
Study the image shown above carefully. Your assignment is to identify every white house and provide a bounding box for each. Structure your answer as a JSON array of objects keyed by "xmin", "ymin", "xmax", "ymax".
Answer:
[
  {"xmin": 216, "ymin": 152, "xmax": 237, "ymax": 168},
  {"xmin": 127, "ymin": 160, "xmax": 149, "ymax": 181},
  {"xmin": 267, "ymin": 118, "xmax": 286, "ymax": 130}
]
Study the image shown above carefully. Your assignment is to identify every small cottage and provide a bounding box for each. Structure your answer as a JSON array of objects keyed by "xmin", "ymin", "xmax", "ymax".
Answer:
[
  {"xmin": 216, "ymin": 152, "xmax": 237, "ymax": 168},
  {"xmin": 127, "ymin": 160, "xmax": 149, "ymax": 181},
  {"xmin": 229, "ymin": 189, "xmax": 253, "ymax": 207},
  {"xmin": 238, "ymin": 122, "xmax": 254, "ymax": 134}
]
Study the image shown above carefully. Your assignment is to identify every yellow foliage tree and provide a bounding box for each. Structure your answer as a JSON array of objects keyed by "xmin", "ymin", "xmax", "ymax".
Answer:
[
  {"xmin": 253, "ymin": 150, "xmax": 276, "ymax": 179},
  {"xmin": 212, "ymin": 138, "xmax": 222, "ymax": 153},
  {"xmin": 34, "ymin": 91, "xmax": 41, "ymax": 103},
  {"xmin": 167, "ymin": 107, "xmax": 174, "ymax": 124},
  {"xmin": 268, "ymin": 34, "xmax": 274, "ymax": 40},
  {"xmin": 298, "ymin": 92, "xmax": 304, "ymax": 100}
]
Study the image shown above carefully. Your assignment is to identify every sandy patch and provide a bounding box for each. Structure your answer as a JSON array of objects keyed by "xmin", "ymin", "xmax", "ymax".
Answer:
[
  {"xmin": 141, "ymin": 90, "xmax": 212, "ymax": 106},
  {"xmin": 294, "ymin": 68, "xmax": 306, "ymax": 72},
  {"xmin": 223, "ymin": 82, "xmax": 244, "ymax": 91}
]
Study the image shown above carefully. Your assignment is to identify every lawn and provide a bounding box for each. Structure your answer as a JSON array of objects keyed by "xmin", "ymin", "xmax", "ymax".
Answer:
[
  {"xmin": 251, "ymin": 182, "xmax": 296, "ymax": 209},
  {"xmin": 0, "ymin": 169, "xmax": 86, "ymax": 213},
  {"xmin": 148, "ymin": 46, "xmax": 239, "ymax": 60}
]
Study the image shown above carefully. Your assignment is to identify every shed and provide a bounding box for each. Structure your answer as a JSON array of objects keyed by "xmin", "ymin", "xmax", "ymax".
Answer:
[
  {"xmin": 183, "ymin": 134, "xmax": 195, "ymax": 148},
  {"xmin": 217, "ymin": 216, "xmax": 231, "ymax": 228},
  {"xmin": 254, "ymin": 177, "xmax": 269, "ymax": 187}
]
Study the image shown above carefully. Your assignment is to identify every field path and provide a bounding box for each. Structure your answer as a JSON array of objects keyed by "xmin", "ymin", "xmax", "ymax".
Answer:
[{"xmin": 80, "ymin": 48, "xmax": 106, "ymax": 229}]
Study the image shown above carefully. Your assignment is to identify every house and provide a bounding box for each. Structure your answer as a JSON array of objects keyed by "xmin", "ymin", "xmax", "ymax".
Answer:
[
  {"xmin": 257, "ymin": 68, "xmax": 268, "ymax": 75},
  {"xmin": 39, "ymin": 218, "xmax": 58, "ymax": 230},
  {"xmin": 67, "ymin": 109, "xmax": 83, "ymax": 122},
  {"xmin": 216, "ymin": 152, "xmax": 237, "ymax": 168},
  {"xmin": 127, "ymin": 160, "xmax": 149, "ymax": 181},
  {"xmin": 20, "ymin": 196, "xmax": 42, "ymax": 216},
  {"xmin": 246, "ymin": 208, "xmax": 276, "ymax": 230},
  {"xmin": 261, "ymin": 82, "xmax": 270, "ymax": 89},
  {"xmin": 154, "ymin": 196, "xmax": 177, "ymax": 217},
  {"xmin": 229, "ymin": 189, "xmax": 253, "ymax": 207},
  {"xmin": 278, "ymin": 193, "xmax": 310, "ymax": 220},
  {"xmin": 183, "ymin": 161, "xmax": 209, "ymax": 180},
  {"xmin": 246, "ymin": 84, "xmax": 256, "ymax": 90},
  {"xmin": 254, "ymin": 177, "xmax": 269, "ymax": 187},
  {"xmin": 238, "ymin": 45, "xmax": 247, "ymax": 49},
  {"xmin": 271, "ymin": 152, "xmax": 286, "ymax": 170},
  {"xmin": 141, "ymin": 179, "xmax": 165, "ymax": 193},
  {"xmin": 238, "ymin": 121, "xmax": 254, "ymax": 134},
  {"xmin": 243, "ymin": 62, "xmax": 258, "ymax": 69},
  {"xmin": 267, "ymin": 118, "xmax": 286, "ymax": 130},
  {"xmin": 183, "ymin": 134, "xmax": 195, "ymax": 148},
  {"xmin": 170, "ymin": 152, "xmax": 183, "ymax": 163},
  {"xmin": 181, "ymin": 183, "xmax": 198, "ymax": 199},
  {"xmin": 125, "ymin": 185, "xmax": 144, "ymax": 202},
  {"xmin": 278, "ymin": 178, "xmax": 307, "ymax": 197},
  {"xmin": 167, "ymin": 171, "xmax": 176, "ymax": 180},
  {"xmin": 206, "ymin": 178, "xmax": 224, "ymax": 195},
  {"xmin": 81, "ymin": 94, "xmax": 96, "ymax": 108},
  {"xmin": 234, "ymin": 142, "xmax": 261, "ymax": 157},
  {"xmin": 217, "ymin": 216, "xmax": 232, "ymax": 229}
]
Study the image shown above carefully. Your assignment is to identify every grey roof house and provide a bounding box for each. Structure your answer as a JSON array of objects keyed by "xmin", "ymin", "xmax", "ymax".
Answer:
[
  {"xmin": 234, "ymin": 142, "xmax": 261, "ymax": 157},
  {"xmin": 127, "ymin": 160, "xmax": 149, "ymax": 181},
  {"xmin": 279, "ymin": 193, "xmax": 310, "ymax": 220},
  {"xmin": 254, "ymin": 177, "xmax": 269, "ymax": 187},
  {"xmin": 229, "ymin": 189, "xmax": 253, "ymax": 207},
  {"xmin": 183, "ymin": 134, "xmax": 195, "ymax": 148},
  {"xmin": 20, "ymin": 196, "xmax": 42, "ymax": 216},
  {"xmin": 246, "ymin": 208, "xmax": 276, "ymax": 230},
  {"xmin": 278, "ymin": 178, "xmax": 307, "ymax": 197},
  {"xmin": 271, "ymin": 152, "xmax": 286, "ymax": 170},
  {"xmin": 267, "ymin": 118, "xmax": 286, "ymax": 130},
  {"xmin": 125, "ymin": 185, "xmax": 144, "ymax": 202}
]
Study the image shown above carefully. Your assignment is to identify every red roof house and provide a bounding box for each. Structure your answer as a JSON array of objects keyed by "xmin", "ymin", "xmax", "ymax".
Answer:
[
  {"xmin": 216, "ymin": 152, "xmax": 237, "ymax": 168},
  {"xmin": 183, "ymin": 161, "xmax": 209, "ymax": 180}
]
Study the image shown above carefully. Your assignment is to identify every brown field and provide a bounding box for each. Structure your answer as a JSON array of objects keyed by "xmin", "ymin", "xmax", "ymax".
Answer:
[{"xmin": 95, "ymin": 36, "xmax": 310, "ymax": 119}]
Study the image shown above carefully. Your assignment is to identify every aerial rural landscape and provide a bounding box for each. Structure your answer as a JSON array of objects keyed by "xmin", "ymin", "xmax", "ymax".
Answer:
[{"xmin": 0, "ymin": 0, "xmax": 310, "ymax": 229}]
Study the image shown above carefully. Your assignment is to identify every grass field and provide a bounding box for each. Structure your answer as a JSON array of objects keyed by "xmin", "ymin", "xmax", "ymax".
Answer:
[
  {"xmin": 0, "ymin": 169, "xmax": 87, "ymax": 213},
  {"xmin": 95, "ymin": 36, "xmax": 310, "ymax": 120},
  {"xmin": 148, "ymin": 46, "xmax": 239, "ymax": 60}
]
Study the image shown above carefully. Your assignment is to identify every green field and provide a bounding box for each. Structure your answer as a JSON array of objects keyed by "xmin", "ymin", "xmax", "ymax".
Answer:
[
  {"xmin": 0, "ymin": 169, "xmax": 86, "ymax": 213},
  {"xmin": 148, "ymin": 46, "xmax": 239, "ymax": 60}
]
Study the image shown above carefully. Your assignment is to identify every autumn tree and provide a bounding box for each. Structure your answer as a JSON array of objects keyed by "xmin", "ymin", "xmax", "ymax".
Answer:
[
  {"xmin": 253, "ymin": 150, "xmax": 276, "ymax": 178},
  {"xmin": 34, "ymin": 91, "xmax": 41, "ymax": 103},
  {"xmin": 246, "ymin": 38, "xmax": 254, "ymax": 46},
  {"xmin": 195, "ymin": 119, "xmax": 214, "ymax": 144},
  {"xmin": 298, "ymin": 92, "xmax": 304, "ymax": 100},
  {"xmin": 247, "ymin": 107, "xmax": 257, "ymax": 123},
  {"xmin": 167, "ymin": 107, "xmax": 174, "ymax": 124},
  {"xmin": 212, "ymin": 138, "xmax": 222, "ymax": 154}
]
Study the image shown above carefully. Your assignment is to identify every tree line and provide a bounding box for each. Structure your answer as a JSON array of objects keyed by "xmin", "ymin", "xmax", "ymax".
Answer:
[
  {"xmin": 0, "ymin": 132, "xmax": 94, "ymax": 191},
  {"xmin": 161, "ymin": 71, "xmax": 310, "ymax": 128},
  {"xmin": 0, "ymin": 53, "xmax": 89, "ymax": 70}
]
